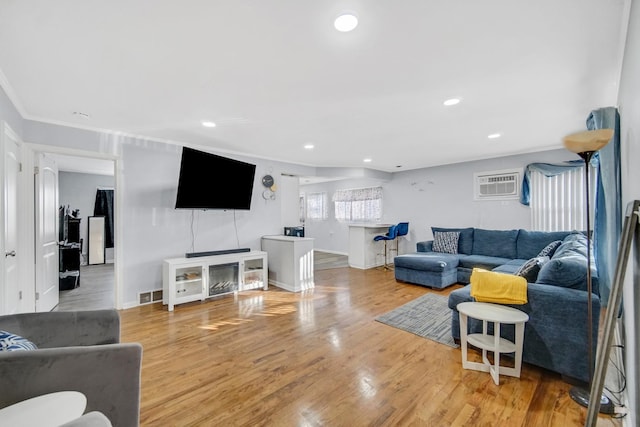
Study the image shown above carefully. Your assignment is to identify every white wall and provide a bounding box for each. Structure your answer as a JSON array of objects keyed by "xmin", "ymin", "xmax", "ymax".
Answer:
[
  {"xmin": 617, "ymin": 0, "xmax": 640, "ymax": 422},
  {"xmin": 59, "ymin": 171, "xmax": 115, "ymax": 264},
  {"xmin": 23, "ymin": 121, "xmax": 316, "ymax": 307},
  {"xmin": 302, "ymin": 149, "xmax": 576, "ymax": 255}
]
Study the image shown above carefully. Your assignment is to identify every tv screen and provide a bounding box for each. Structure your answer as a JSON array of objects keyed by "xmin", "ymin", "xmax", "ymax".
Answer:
[{"xmin": 175, "ymin": 147, "xmax": 256, "ymax": 210}]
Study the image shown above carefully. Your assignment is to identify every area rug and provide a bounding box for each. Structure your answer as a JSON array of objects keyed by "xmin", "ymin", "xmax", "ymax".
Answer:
[{"xmin": 375, "ymin": 293, "xmax": 459, "ymax": 348}]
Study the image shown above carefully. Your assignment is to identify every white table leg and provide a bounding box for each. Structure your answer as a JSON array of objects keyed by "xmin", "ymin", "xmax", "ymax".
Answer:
[
  {"xmin": 492, "ymin": 322, "xmax": 501, "ymax": 385},
  {"xmin": 460, "ymin": 312, "xmax": 469, "ymax": 369},
  {"xmin": 513, "ymin": 321, "xmax": 525, "ymax": 378}
]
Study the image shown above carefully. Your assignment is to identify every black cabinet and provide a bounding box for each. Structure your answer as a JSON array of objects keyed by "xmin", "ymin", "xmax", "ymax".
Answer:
[{"xmin": 59, "ymin": 244, "xmax": 81, "ymax": 290}]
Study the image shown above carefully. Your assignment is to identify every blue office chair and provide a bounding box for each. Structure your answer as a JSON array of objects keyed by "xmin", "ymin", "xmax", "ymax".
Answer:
[
  {"xmin": 373, "ymin": 224, "xmax": 398, "ymax": 270},
  {"xmin": 395, "ymin": 222, "xmax": 409, "ymax": 254}
]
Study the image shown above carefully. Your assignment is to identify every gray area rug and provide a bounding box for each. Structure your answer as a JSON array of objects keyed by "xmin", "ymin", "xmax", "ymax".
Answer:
[{"xmin": 375, "ymin": 293, "xmax": 459, "ymax": 348}]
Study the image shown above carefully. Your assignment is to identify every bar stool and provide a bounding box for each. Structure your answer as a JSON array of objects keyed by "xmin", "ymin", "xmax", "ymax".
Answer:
[
  {"xmin": 373, "ymin": 225, "xmax": 398, "ymax": 270},
  {"xmin": 395, "ymin": 222, "xmax": 409, "ymax": 255}
]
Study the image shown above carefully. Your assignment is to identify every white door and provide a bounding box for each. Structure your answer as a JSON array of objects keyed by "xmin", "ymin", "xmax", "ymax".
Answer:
[
  {"xmin": 35, "ymin": 153, "xmax": 59, "ymax": 312},
  {"xmin": 1, "ymin": 123, "xmax": 21, "ymax": 315}
]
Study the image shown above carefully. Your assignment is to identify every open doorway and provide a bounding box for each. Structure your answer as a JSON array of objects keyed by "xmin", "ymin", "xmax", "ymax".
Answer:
[{"xmin": 48, "ymin": 153, "xmax": 116, "ymax": 311}]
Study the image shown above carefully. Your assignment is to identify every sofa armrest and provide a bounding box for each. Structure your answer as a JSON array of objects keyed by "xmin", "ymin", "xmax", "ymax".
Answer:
[
  {"xmin": 416, "ymin": 240, "xmax": 433, "ymax": 252},
  {"xmin": 0, "ymin": 310, "xmax": 120, "ymax": 348},
  {"xmin": 0, "ymin": 343, "xmax": 142, "ymax": 427}
]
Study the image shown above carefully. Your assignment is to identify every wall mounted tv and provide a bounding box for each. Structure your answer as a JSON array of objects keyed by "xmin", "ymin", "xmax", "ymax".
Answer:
[{"xmin": 175, "ymin": 147, "xmax": 256, "ymax": 210}]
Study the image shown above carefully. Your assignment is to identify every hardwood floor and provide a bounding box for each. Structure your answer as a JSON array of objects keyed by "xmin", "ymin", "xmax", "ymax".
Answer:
[{"xmin": 119, "ymin": 267, "xmax": 622, "ymax": 427}]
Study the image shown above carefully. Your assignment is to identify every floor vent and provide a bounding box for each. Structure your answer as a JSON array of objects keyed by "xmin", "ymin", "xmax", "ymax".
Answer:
[{"xmin": 138, "ymin": 289, "xmax": 163, "ymax": 305}]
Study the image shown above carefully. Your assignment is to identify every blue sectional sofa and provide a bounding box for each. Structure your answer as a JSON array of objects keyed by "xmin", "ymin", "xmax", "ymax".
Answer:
[{"xmin": 394, "ymin": 227, "xmax": 599, "ymax": 382}]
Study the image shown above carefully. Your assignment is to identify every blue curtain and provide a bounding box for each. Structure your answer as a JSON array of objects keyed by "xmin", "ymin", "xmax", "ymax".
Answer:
[
  {"xmin": 587, "ymin": 107, "xmax": 621, "ymax": 306},
  {"xmin": 519, "ymin": 160, "xmax": 586, "ymax": 206}
]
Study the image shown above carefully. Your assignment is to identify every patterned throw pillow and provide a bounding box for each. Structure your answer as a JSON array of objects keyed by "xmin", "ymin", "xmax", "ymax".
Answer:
[
  {"xmin": 0, "ymin": 330, "xmax": 38, "ymax": 351},
  {"xmin": 432, "ymin": 231, "xmax": 459, "ymax": 254},
  {"xmin": 515, "ymin": 256, "xmax": 549, "ymax": 282},
  {"xmin": 537, "ymin": 240, "xmax": 562, "ymax": 258}
]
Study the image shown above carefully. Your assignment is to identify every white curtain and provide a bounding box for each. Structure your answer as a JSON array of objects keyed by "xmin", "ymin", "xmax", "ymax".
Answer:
[
  {"xmin": 306, "ymin": 192, "xmax": 327, "ymax": 220},
  {"xmin": 333, "ymin": 186, "xmax": 382, "ymax": 222},
  {"xmin": 530, "ymin": 166, "xmax": 596, "ymax": 231}
]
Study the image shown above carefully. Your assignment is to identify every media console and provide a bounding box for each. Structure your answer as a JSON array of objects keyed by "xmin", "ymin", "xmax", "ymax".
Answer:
[{"xmin": 163, "ymin": 250, "xmax": 267, "ymax": 311}]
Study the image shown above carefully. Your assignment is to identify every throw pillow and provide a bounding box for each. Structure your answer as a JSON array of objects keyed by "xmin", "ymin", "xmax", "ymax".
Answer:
[
  {"xmin": 0, "ymin": 330, "xmax": 38, "ymax": 351},
  {"xmin": 537, "ymin": 240, "xmax": 562, "ymax": 258},
  {"xmin": 432, "ymin": 231, "xmax": 459, "ymax": 254},
  {"xmin": 514, "ymin": 256, "xmax": 549, "ymax": 283}
]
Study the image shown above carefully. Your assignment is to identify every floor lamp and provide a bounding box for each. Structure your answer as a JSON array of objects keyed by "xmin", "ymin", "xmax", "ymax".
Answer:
[{"xmin": 562, "ymin": 128, "xmax": 615, "ymax": 414}]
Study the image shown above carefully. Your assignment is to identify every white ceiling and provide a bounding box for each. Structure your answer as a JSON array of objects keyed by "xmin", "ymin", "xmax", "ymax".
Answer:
[{"xmin": 0, "ymin": 1, "xmax": 629, "ymax": 172}]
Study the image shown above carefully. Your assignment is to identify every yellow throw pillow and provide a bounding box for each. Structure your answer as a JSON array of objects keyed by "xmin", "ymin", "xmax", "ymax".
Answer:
[{"xmin": 470, "ymin": 268, "xmax": 528, "ymax": 305}]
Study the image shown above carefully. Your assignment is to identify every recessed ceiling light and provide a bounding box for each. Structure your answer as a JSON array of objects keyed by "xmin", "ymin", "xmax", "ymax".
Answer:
[
  {"xmin": 334, "ymin": 13, "xmax": 358, "ymax": 32},
  {"xmin": 72, "ymin": 111, "xmax": 90, "ymax": 119},
  {"xmin": 363, "ymin": 158, "xmax": 372, "ymax": 163},
  {"xmin": 304, "ymin": 144, "xmax": 314, "ymax": 150},
  {"xmin": 202, "ymin": 121, "xmax": 217, "ymax": 128},
  {"xmin": 488, "ymin": 133, "xmax": 501, "ymax": 139},
  {"xmin": 443, "ymin": 98, "xmax": 461, "ymax": 106}
]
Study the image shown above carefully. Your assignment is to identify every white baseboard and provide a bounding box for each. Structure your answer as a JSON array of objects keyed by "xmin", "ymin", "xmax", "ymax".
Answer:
[{"xmin": 314, "ymin": 248, "xmax": 348, "ymax": 256}]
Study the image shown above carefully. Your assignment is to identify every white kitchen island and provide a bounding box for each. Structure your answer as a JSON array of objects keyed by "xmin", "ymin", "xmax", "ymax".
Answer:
[
  {"xmin": 348, "ymin": 223, "xmax": 393, "ymax": 269},
  {"xmin": 261, "ymin": 235, "xmax": 315, "ymax": 292}
]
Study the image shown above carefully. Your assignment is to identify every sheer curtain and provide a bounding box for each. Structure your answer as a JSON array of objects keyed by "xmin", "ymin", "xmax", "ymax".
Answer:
[
  {"xmin": 306, "ymin": 192, "xmax": 327, "ymax": 220},
  {"xmin": 333, "ymin": 186, "xmax": 382, "ymax": 222}
]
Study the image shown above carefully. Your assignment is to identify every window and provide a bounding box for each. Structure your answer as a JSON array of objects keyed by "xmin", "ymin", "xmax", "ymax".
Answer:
[
  {"xmin": 333, "ymin": 186, "xmax": 382, "ymax": 222},
  {"xmin": 306, "ymin": 192, "xmax": 328, "ymax": 220},
  {"xmin": 299, "ymin": 194, "xmax": 306, "ymax": 223},
  {"xmin": 529, "ymin": 166, "xmax": 596, "ymax": 231}
]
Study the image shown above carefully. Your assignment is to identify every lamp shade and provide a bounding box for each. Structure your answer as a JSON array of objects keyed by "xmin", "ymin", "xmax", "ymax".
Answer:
[{"xmin": 563, "ymin": 129, "xmax": 614, "ymax": 154}]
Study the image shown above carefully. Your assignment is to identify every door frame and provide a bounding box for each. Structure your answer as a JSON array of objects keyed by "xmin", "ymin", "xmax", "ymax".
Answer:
[{"xmin": 22, "ymin": 143, "xmax": 123, "ymax": 310}]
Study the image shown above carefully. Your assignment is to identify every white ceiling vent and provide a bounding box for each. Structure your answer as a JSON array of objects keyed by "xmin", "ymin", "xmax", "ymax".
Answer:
[{"xmin": 474, "ymin": 169, "xmax": 520, "ymax": 201}]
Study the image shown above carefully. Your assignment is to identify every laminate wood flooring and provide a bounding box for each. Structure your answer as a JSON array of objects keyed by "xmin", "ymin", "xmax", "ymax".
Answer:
[
  {"xmin": 55, "ymin": 263, "xmax": 115, "ymax": 311},
  {"xmin": 119, "ymin": 267, "xmax": 623, "ymax": 427}
]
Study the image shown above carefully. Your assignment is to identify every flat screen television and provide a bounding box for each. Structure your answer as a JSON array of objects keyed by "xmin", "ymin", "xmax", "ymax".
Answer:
[{"xmin": 175, "ymin": 147, "xmax": 256, "ymax": 210}]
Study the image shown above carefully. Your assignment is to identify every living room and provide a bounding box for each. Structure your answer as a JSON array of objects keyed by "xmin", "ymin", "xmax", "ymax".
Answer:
[{"xmin": 1, "ymin": 1, "xmax": 640, "ymax": 426}]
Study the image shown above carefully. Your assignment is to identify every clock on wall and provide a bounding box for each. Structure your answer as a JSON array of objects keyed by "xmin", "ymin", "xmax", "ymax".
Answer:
[
  {"xmin": 261, "ymin": 174, "xmax": 276, "ymax": 200},
  {"xmin": 261, "ymin": 174, "xmax": 274, "ymax": 188}
]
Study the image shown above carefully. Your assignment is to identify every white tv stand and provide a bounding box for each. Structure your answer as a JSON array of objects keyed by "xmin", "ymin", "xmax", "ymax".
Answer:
[{"xmin": 162, "ymin": 250, "xmax": 267, "ymax": 311}]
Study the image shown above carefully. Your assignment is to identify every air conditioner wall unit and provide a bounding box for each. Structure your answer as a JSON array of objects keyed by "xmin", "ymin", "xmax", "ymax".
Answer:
[{"xmin": 473, "ymin": 169, "xmax": 521, "ymax": 200}]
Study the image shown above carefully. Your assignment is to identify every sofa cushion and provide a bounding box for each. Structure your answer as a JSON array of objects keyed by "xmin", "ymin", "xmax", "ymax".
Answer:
[
  {"xmin": 472, "ymin": 228, "xmax": 518, "ymax": 258},
  {"xmin": 553, "ymin": 233, "xmax": 588, "ymax": 259},
  {"xmin": 394, "ymin": 253, "xmax": 459, "ymax": 272},
  {"xmin": 432, "ymin": 227, "xmax": 474, "ymax": 255},
  {"xmin": 432, "ymin": 231, "xmax": 459, "ymax": 254},
  {"xmin": 458, "ymin": 254, "xmax": 512, "ymax": 270},
  {"xmin": 492, "ymin": 259, "xmax": 528, "ymax": 275},
  {"xmin": 536, "ymin": 255, "xmax": 588, "ymax": 291},
  {"xmin": 0, "ymin": 330, "xmax": 38, "ymax": 351},
  {"xmin": 516, "ymin": 230, "xmax": 570, "ymax": 259}
]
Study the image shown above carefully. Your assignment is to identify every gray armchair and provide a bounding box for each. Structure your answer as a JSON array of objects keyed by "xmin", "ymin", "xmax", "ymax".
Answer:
[{"xmin": 0, "ymin": 310, "xmax": 142, "ymax": 427}]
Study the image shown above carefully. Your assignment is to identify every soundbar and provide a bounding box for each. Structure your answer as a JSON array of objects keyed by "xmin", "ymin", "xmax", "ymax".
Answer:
[{"xmin": 185, "ymin": 248, "xmax": 251, "ymax": 258}]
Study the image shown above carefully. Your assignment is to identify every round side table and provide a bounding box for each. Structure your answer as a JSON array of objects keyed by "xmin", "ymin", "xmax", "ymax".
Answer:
[
  {"xmin": 457, "ymin": 301, "xmax": 529, "ymax": 385},
  {"xmin": 0, "ymin": 391, "xmax": 87, "ymax": 427}
]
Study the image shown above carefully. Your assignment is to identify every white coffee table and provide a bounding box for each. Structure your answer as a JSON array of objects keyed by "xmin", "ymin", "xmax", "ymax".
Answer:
[
  {"xmin": 0, "ymin": 391, "xmax": 87, "ymax": 427},
  {"xmin": 457, "ymin": 301, "xmax": 529, "ymax": 385}
]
